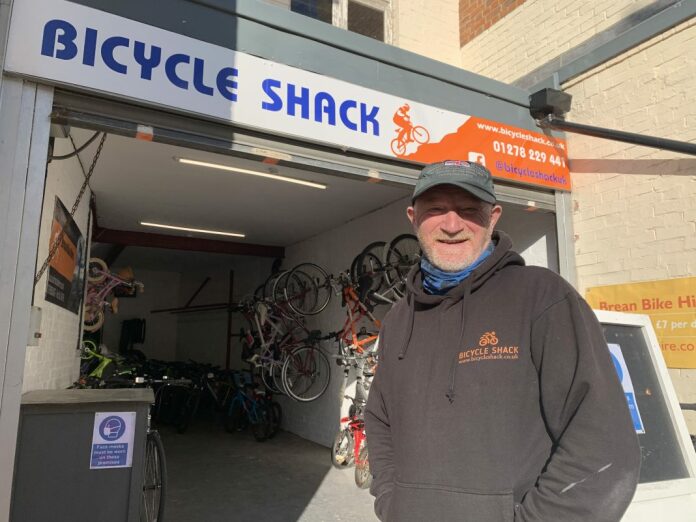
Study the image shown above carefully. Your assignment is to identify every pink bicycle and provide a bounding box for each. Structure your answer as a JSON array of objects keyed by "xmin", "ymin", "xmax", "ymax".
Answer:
[{"xmin": 83, "ymin": 258, "xmax": 143, "ymax": 332}]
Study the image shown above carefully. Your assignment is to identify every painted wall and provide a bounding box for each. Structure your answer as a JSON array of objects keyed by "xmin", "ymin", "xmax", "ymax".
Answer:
[
  {"xmin": 394, "ymin": 0, "xmax": 461, "ymax": 66},
  {"xmin": 459, "ymin": 0, "xmax": 653, "ymax": 83},
  {"xmin": 564, "ymin": 19, "xmax": 696, "ymax": 431},
  {"xmin": 101, "ymin": 268, "xmax": 181, "ymax": 361},
  {"xmin": 23, "ymin": 137, "xmax": 91, "ymax": 391}
]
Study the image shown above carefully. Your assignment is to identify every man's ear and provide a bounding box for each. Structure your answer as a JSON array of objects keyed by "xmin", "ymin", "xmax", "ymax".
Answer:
[
  {"xmin": 407, "ymin": 206, "xmax": 415, "ymax": 225},
  {"xmin": 490, "ymin": 204, "xmax": 503, "ymax": 229}
]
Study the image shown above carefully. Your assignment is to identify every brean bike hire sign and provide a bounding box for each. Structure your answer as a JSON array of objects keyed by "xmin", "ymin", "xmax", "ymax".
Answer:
[{"xmin": 4, "ymin": 0, "xmax": 570, "ymax": 191}]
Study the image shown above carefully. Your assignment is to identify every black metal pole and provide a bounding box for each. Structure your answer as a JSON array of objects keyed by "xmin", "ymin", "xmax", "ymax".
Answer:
[
  {"xmin": 539, "ymin": 114, "xmax": 696, "ymax": 156},
  {"xmin": 226, "ymin": 270, "xmax": 234, "ymax": 371}
]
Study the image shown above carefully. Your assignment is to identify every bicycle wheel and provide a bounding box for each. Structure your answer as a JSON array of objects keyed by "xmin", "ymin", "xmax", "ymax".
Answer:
[
  {"xmin": 281, "ymin": 345, "xmax": 331, "ymax": 402},
  {"xmin": 141, "ymin": 431, "xmax": 167, "ymax": 522},
  {"xmin": 261, "ymin": 363, "xmax": 283, "ymax": 395},
  {"xmin": 262, "ymin": 271, "xmax": 284, "ymax": 300},
  {"xmin": 250, "ymin": 402, "xmax": 272, "ymax": 442},
  {"xmin": 383, "ymin": 233, "xmax": 420, "ymax": 297},
  {"xmin": 88, "ymin": 257, "xmax": 108, "ymax": 283},
  {"xmin": 350, "ymin": 241, "xmax": 385, "ymax": 289},
  {"xmin": 83, "ymin": 305, "xmax": 105, "ymax": 332},
  {"xmin": 390, "ymin": 138, "xmax": 406, "ymax": 156},
  {"xmin": 270, "ymin": 270, "xmax": 291, "ymax": 304},
  {"xmin": 331, "ymin": 428, "xmax": 354, "ymax": 468},
  {"xmin": 355, "ymin": 444, "xmax": 372, "ymax": 489},
  {"xmin": 412, "ymin": 125, "xmax": 430, "ymax": 144},
  {"xmin": 285, "ymin": 263, "xmax": 331, "ymax": 316}
]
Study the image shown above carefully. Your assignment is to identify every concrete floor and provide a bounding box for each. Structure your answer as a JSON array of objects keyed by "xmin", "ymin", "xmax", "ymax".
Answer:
[{"xmin": 161, "ymin": 420, "xmax": 379, "ymax": 521}]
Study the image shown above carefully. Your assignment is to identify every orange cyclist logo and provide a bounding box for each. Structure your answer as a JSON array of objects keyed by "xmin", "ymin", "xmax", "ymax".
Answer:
[
  {"xmin": 478, "ymin": 331, "xmax": 499, "ymax": 347},
  {"xmin": 391, "ymin": 103, "xmax": 430, "ymax": 156}
]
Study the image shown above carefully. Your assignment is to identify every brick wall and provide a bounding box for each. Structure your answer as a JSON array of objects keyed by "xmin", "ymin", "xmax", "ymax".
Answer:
[
  {"xmin": 395, "ymin": 0, "xmax": 462, "ymax": 66},
  {"xmin": 565, "ymin": 18, "xmax": 696, "ymax": 430},
  {"xmin": 459, "ymin": 0, "xmax": 526, "ymax": 47},
  {"xmin": 459, "ymin": 0, "xmax": 653, "ymax": 83},
  {"xmin": 23, "ymin": 139, "xmax": 91, "ymax": 392}
]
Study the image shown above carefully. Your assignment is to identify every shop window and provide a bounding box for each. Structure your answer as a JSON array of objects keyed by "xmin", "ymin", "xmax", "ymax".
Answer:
[
  {"xmin": 347, "ymin": 1, "xmax": 384, "ymax": 41},
  {"xmin": 261, "ymin": 0, "xmax": 391, "ymax": 43},
  {"xmin": 290, "ymin": 0, "xmax": 333, "ymax": 24}
]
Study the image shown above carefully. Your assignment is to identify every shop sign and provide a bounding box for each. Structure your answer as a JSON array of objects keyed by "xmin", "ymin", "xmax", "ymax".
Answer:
[
  {"xmin": 587, "ymin": 277, "xmax": 696, "ymax": 368},
  {"xmin": 90, "ymin": 411, "xmax": 136, "ymax": 469},
  {"xmin": 5, "ymin": 0, "xmax": 570, "ymax": 191},
  {"xmin": 44, "ymin": 197, "xmax": 86, "ymax": 314}
]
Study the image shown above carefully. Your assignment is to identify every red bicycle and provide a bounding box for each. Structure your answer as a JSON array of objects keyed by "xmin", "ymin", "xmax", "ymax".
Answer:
[{"xmin": 331, "ymin": 395, "xmax": 373, "ymax": 489}]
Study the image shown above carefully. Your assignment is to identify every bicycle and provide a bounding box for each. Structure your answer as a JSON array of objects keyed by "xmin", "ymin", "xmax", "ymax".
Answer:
[
  {"xmin": 390, "ymin": 123, "xmax": 430, "ymax": 156},
  {"xmin": 224, "ymin": 371, "xmax": 275, "ymax": 442},
  {"xmin": 242, "ymin": 298, "xmax": 331, "ymax": 402},
  {"xmin": 84, "ymin": 257, "xmax": 144, "ymax": 332},
  {"xmin": 331, "ymin": 395, "xmax": 373, "ymax": 489},
  {"xmin": 141, "ymin": 403, "xmax": 167, "ymax": 522}
]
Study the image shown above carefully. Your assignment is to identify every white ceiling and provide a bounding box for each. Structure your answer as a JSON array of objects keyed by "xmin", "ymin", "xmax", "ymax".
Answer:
[{"xmin": 61, "ymin": 128, "xmax": 411, "ymax": 248}]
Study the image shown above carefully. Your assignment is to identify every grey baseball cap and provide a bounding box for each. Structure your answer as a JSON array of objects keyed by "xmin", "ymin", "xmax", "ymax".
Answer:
[{"xmin": 412, "ymin": 160, "xmax": 496, "ymax": 204}]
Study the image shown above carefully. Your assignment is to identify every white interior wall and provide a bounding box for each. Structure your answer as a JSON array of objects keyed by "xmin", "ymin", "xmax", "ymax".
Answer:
[
  {"xmin": 497, "ymin": 204, "xmax": 558, "ymax": 272},
  {"xmin": 280, "ymin": 195, "xmax": 413, "ymax": 447},
  {"xmin": 23, "ymin": 139, "xmax": 91, "ymax": 392},
  {"xmin": 101, "ymin": 268, "xmax": 181, "ymax": 361},
  {"xmin": 100, "ymin": 248, "xmax": 275, "ymax": 368}
]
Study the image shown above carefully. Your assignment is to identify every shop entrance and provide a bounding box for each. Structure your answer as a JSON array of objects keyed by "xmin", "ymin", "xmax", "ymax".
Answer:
[{"xmin": 24, "ymin": 95, "xmax": 560, "ymax": 520}]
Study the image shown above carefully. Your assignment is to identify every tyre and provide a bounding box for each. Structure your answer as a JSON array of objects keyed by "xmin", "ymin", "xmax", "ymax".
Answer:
[
  {"xmin": 261, "ymin": 363, "xmax": 282, "ymax": 395},
  {"xmin": 412, "ymin": 125, "xmax": 430, "ymax": 144},
  {"xmin": 269, "ymin": 401, "xmax": 282, "ymax": 438},
  {"xmin": 141, "ymin": 431, "xmax": 167, "ymax": 522},
  {"xmin": 281, "ymin": 346, "xmax": 331, "ymax": 402},
  {"xmin": 331, "ymin": 428, "xmax": 354, "ymax": 468},
  {"xmin": 270, "ymin": 270, "xmax": 290, "ymax": 304},
  {"xmin": 383, "ymin": 234, "xmax": 420, "ymax": 297},
  {"xmin": 355, "ymin": 444, "xmax": 372, "ymax": 489},
  {"xmin": 88, "ymin": 257, "xmax": 108, "ymax": 283},
  {"xmin": 250, "ymin": 403, "xmax": 272, "ymax": 442},
  {"xmin": 390, "ymin": 138, "xmax": 406, "ymax": 156},
  {"xmin": 83, "ymin": 305, "xmax": 105, "ymax": 332},
  {"xmin": 285, "ymin": 263, "xmax": 331, "ymax": 316}
]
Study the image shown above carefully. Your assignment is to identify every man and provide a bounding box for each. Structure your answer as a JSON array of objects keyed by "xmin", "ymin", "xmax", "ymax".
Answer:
[{"xmin": 365, "ymin": 160, "xmax": 641, "ymax": 522}]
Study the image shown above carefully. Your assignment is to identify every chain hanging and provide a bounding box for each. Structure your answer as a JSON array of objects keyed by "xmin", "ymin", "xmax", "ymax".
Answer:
[{"xmin": 34, "ymin": 133, "xmax": 107, "ymax": 286}]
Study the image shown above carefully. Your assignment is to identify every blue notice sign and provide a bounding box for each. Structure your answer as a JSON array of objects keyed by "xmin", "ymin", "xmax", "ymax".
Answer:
[
  {"xmin": 90, "ymin": 412, "xmax": 136, "ymax": 469},
  {"xmin": 608, "ymin": 343, "xmax": 645, "ymax": 434}
]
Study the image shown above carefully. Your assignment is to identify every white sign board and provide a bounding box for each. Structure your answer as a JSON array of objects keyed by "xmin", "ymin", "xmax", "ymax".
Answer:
[
  {"xmin": 90, "ymin": 411, "xmax": 136, "ymax": 469},
  {"xmin": 4, "ymin": 0, "xmax": 570, "ymax": 191}
]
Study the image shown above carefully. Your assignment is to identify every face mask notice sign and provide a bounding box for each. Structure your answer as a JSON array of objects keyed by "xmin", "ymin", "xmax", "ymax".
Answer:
[
  {"xmin": 90, "ymin": 412, "xmax": 136, "ymax": 469},
  {"xmin": 608, "ymin": 344, "xmax": 645, "ymax": 434}
]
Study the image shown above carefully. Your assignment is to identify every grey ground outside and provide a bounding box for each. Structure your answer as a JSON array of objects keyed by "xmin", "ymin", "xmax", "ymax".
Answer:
[{"xmin": 162, "ymin": 421, "xmax": 378, "ymax": 521}]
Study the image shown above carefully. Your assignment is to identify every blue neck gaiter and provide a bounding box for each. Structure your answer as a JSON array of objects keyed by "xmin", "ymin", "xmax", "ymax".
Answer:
[{"xmin": 421, "ymin": 242, "xmax": 494, "ymax": 295}]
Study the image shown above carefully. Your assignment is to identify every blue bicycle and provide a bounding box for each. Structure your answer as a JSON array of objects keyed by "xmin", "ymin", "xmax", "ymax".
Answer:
[{"xmin": 224, "ymin": 372, "xmax": 279, "ymax": 442}]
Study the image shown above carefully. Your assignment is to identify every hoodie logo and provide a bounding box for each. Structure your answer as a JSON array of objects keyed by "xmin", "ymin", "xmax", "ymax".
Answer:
[{"xmin": 458, "ymin": 331, "xmax": 519, "ymax": 365}]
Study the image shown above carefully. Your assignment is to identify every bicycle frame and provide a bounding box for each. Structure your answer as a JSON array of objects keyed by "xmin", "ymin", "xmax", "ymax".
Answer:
[{"xmin": 338, "ymin": 284, "xmax": 380, "ymax": 354}]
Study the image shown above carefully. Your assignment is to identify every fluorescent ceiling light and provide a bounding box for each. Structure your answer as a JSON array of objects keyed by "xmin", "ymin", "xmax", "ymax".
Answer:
[
  {"xmin": 175, "ymin": 157, "xmax": 327, "ymax": 190},
  {"xmin": 141, "ymin": 221, "xmax": 245, "ymax": 238}
]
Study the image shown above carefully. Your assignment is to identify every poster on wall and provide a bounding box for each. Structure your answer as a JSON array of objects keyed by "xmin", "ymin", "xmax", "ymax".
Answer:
[
  {"xmin": 587, "ymin": 277, "xmax": 696, "ymax": 368},
  {"xmin": 45, "ymin": 196, "xmax": 87, "ymax": 314}
]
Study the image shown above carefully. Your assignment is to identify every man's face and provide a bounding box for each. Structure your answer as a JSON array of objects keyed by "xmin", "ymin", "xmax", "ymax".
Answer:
[{"xmin": 407, "ymin": 185, "xmax": 502, "ymax": 272}]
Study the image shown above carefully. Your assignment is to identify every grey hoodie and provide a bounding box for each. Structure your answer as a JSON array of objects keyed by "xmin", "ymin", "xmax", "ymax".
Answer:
[{"xmin": 365, "ymin": 231, "xmax": 640, "ymax": 522}]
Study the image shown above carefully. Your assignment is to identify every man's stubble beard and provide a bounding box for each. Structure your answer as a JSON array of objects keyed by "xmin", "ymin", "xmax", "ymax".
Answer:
[{"xmin": 416, "ymin": 227, "xmax": 494, "ymax": 272}]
